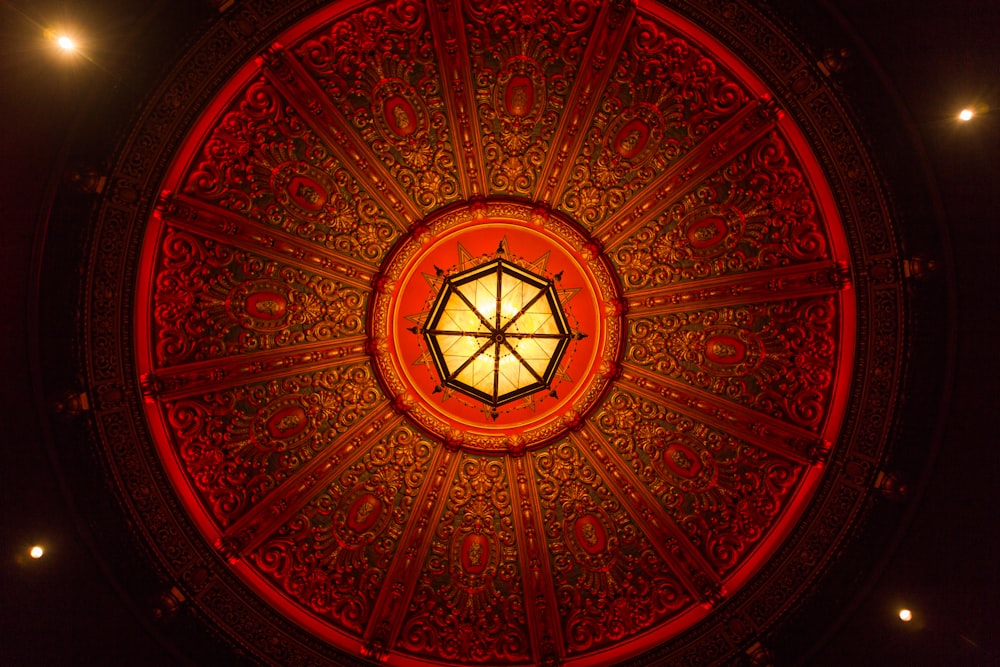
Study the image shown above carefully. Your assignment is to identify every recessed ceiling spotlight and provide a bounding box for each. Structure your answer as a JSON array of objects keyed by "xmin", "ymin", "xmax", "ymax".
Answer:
[
  {"xmin": 29, "ymin": 545, "xmax": 44, "ymax": 559},
  {"xmin": 958, "ymin": 108, "xmax": 975, "ymax": 122},
  {"xmin": 55, "ymin": 35, "xmax": 77, "ymax": 51},
  {"xmin": 898, "ymin": 608, "xmax": 913, "ymax": 622}
]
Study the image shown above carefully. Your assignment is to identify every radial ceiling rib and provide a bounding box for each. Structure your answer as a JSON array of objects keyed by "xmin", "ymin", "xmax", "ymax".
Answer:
[
  {"xmin": 592, "ymin": 97, "xmax": 781, "ymax": 247},
  {"xmin": 571, "ymin": 427, "xmax": 723, "ymax": 605},
  {"xmin": 427, "ymin": 0, "xmax": 487, "ymax": 199},
  {"xmin": 257, "ymin": 44, "xmax": 423, "ymax": 228},
  {"xmin": 620, "ymin": 366, "xmax": 830, "ymax": 465},
  {"xmin": 535, "ymin": 1, "xmax": 636, "ymax": 204},
  {"xmin": 155, "ymin": 194, "xmax": 375, "ymax": 289},
  {"xmin": 624, "ymin": 260, "xmax": 849, "ymax": 315},
  {"xmin": 144, "ymin": 338, "xmax": 367, "ymax": 400},
  {"xmin": 364, "ymin": 448, "xmax": 462, "ymax": 653},
  {"xmin": 218, "ymin": 408, "xmax": 402, "ymax": 559},
  {"xmin": 506, "ymin": 456, "xmax": 567, "ymax": 664}
]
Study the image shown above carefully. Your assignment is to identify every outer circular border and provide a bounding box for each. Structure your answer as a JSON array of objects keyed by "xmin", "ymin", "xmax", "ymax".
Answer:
[
  {"xmin": 369, "ymin": 199, "xmax": 625, "ymax": 454},
  {"xmin": 75, "ymin": 1, "xmax": 906, "ymax": 665}
]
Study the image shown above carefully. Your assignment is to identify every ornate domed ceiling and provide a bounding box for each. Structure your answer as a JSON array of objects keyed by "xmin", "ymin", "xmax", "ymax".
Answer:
[{"xmin": 81, "ymin": 0, "xmax": 905, "ymax": 664}]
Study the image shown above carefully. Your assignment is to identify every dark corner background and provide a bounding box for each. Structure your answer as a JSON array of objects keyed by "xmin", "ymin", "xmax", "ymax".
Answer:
[{"xmin": 1, "ymin": 0, "xmax": 997, "ymax": 664}]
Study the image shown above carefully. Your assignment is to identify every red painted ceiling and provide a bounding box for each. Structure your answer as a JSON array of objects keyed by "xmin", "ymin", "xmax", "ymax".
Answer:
[{"xmin": 77, "ymin": 0, "xmax": 906, "ymax": 664}]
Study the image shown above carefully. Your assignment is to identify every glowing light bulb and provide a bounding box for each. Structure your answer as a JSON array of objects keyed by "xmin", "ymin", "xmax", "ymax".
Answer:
[
  {"xmin": 29, "ymin": 545, "xmax": 44, "ymax": 559},
  {"xmin": 958, "ymin": 109, "xmax": 974, "ymax": 122},
  {"xmin": 478, "ymin": 300, "xmax": 495, "ymax": 318},
  {"xmin": 899, "ymin": 608, "xmax": 912, "ymax": 622},
  {"xmin": 56, "ymin": 35, "xmax": 76, "ymax": 51}
]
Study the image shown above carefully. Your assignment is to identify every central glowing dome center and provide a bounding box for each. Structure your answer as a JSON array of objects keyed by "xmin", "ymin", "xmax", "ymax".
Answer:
[
  {"xmin": 371, "ymin": 201, "xmax": 622, "ymax": 453},
  {"xmin": 422, "ymin": 258, "xmax": 575, "ymax": 415}
]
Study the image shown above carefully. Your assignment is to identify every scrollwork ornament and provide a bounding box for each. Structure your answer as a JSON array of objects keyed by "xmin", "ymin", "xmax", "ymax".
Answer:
[
  {"xmin": 293, "ymin": 0, "xmax": 460, "ymax": 211},
  {"xmin": 164, "ymin": 364, "xmax": 382, "ymax": 526},
  {"xmin": 181, "ymin": 78, "xmax": 400, "ymax": 265},
  {"xmin": 627, "ymin": 296, "xmax": 837, "ymax": 430},
  {"xmin": 396, "ymin": 455, "xmax": 531, "ymax": 663},
  {"xmin": 152, "ymin": 228, "xmax": 365, "ymax": 366},
  {"xmin": 532, "ymin": 442, "xmax": 691, "ymax": 653},
  {"xmin": 558, "ymin": 16, "xmax": 750, "ymax": 229},
  {"xmin": 250, "ymin": 426, "xmax": 434, "ymax": 635},
  {"xmin": 594, "ymin": 388, "xmax": 805, "ymax": 575},
  {"xmin": 612, "ymin": 130, "xmax": 829, "ymax": 290}
]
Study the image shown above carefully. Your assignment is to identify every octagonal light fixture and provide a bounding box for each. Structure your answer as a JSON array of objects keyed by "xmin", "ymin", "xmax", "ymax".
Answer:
[{"xmin": 422, "ymin": 258, "xmax": 575, "ymax": 416}]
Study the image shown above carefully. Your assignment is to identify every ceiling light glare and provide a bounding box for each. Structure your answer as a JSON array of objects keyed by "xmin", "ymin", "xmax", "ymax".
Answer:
[
  {"xmin": 958, "ymin": 108, "xmax": 975, "ymax": 122},
  {"xmin": 55, "ymin": 35, "xmax": 77, "ymax": 52},
  {"xmin": 898, "ymin": 608, "xmax": 913, "ymax": 622},
  {"xmin": 29, "ymin": 545, "xmax": 44, "ymax": 559}
]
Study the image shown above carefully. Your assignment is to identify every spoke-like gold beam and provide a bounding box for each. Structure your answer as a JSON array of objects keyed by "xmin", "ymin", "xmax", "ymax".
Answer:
[
  {"xmin": 507, "ymin": 456, "xmax": 567, "ymax": 664},
  {"xmin": 625, "ymin": 260, "xmax": 850, "ymax": 314},
  {"xmin": 428, "ymin": 0, "xmax": 488, "ymax": 198},
  {"xmin": 535, "ymin": 1, "xmax": 636, "ymax": 204},
  {"xmin": 142, "ymin": 338, "xmax": 367, "ymax": 400},
  {"xmin": 364, "ymin": 448, "xmax": 462, "ymax": 652},
  {"xmin": 620, "ymin": 365, "xmax": 832, "ymax": 465},
  {"xmin": 155, "ymin": 193, "xmax": 375, "ymax": 289},
  {"xmin": 217, "ymin": 407, "xmax": 402, "ymax": 559}
]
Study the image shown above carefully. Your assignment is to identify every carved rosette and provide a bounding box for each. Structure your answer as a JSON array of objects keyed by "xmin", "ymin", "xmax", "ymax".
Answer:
[{"xmin": 82, "ymin": 0, "xmax": 905, "ymax": 665}]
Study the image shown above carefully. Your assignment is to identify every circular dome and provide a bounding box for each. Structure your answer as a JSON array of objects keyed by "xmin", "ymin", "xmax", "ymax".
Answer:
[{"xmin": 85, "ymin": 0, "xmax": 905, "ymax": 665}]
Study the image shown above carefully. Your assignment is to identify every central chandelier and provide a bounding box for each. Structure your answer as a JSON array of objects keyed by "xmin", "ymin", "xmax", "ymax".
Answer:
[{"xmin": 421, "ymin": 258, "xmax": 576, "ymax": 417}]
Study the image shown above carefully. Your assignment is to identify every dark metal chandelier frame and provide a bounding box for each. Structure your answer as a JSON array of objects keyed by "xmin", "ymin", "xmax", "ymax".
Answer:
[{"xmin": 422, "ymin": 258, "xmax": 574, "ymax": 412}]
